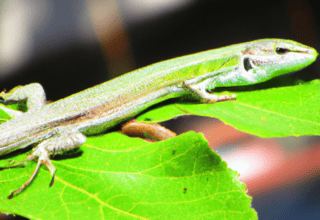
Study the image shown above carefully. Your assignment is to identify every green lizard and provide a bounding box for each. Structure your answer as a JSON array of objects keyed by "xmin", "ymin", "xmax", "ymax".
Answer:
[{"xmin": 0, "ymin": 39, "xmax": 318, "ymax": 198}]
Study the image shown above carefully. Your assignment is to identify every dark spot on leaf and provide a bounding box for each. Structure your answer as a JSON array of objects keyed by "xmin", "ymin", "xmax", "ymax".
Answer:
[
  {"xmin": 183, "ymin": 188, "xmax": 187, "ymax": 194},
  {"xmin": 172, "ymin": 149, "xmax": 176, "ymax": 155}
]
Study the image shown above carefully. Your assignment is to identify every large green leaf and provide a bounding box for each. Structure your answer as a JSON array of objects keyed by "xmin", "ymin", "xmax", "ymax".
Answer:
[
  {"xmin": 2, "ymin": 76, "xmax": 314, "ymax": 219},
  {"xmin": 0, "ymin": 132, "xmax": 257, "ymax": 219},
  {"xmin": 137, "ymin": 79, "xmax": 320, "ymax": 138}
]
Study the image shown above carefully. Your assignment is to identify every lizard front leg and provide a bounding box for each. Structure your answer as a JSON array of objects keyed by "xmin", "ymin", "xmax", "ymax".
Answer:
[
  {"xmin": 4, "ymin": 128, "xmax": 86, "ymax": 199},
  {"xmin": 185, "ymin": 78, "xmax": 236, "ymax": 103},
  {"xmin": 0, "ymin": 83, "xmax": 47, "ymax": 114}
]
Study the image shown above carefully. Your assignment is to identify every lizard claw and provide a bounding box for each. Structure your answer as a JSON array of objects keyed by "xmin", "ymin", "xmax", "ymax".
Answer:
[{"xmin": 217, "ymin": 94, "xmax": 237, "ymax": 102}]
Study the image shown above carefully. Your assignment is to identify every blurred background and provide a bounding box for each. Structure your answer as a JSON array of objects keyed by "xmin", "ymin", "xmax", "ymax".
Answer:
[{"xmin": 0, "ymin": 0, "xmax": 320, "ymax": 219}]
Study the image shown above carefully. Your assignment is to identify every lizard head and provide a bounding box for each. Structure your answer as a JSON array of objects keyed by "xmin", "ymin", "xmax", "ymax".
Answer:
[{"xmin": 242, "ymin": 39, "xmax": 318, "ymax": 82}]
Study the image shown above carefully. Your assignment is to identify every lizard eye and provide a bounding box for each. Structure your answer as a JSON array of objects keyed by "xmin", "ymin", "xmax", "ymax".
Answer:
[
  {"xmin": 276, "ymin": 47, "xmax": 290, "ymax": 55},
  {"xmin": 243, "ymin": 57, "xmax": 253, "ymax": 71}
]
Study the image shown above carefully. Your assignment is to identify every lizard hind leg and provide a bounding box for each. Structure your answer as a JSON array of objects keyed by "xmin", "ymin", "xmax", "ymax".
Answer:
[
  {"xmin": 7, "ymin": 129, "xmax": 86, "ymax": 199},
  {"xmin": 0, "ymin": 83, "xmax": 47, "ymax": 114}
]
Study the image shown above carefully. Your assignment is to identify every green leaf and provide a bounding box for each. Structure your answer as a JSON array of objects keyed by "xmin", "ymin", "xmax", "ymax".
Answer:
[
  {"xmin": 0, "ymin": 103, "xmax": 25, "ymax": 124},
  {"xmin": 0, "ymin": 132, "xmax": 257, "ymax": 219},
  {"xmin": 0, "ymin": 108, "xmax": 11, "ymax": 124},
  {"xmin": 137, "ymin": 79, "xmax": 320, "ymax": 138}
]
